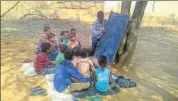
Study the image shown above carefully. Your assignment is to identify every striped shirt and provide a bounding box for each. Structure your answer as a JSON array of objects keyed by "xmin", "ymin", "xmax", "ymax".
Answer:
[{"xmin": 91, "ymin": 19, "xmax": 107, "ymax": 39}]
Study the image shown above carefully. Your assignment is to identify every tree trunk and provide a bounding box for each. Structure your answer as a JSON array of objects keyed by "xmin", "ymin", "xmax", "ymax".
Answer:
[
  {"xmin": 121, "ymin": 0, "xmax": 132, "ymax": 16},
  {"xmin": 1, "ymin": 1, "xmax": 21, "ymax": 18},
  {"xmin": 119, "ymin": 0, "xmax": 132, "ymax": 55},
  {"xmin": 116, "ymin": 1, "xmax": 148, "ymax": 68},
  {"xmin": 131, "ymin": 1, "xmax": 148, "ymax": 30}
]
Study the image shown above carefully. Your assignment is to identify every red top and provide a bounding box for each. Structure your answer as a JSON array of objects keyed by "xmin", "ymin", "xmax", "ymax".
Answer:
[{"xmin": 34, "ymin": 52, "xmax": 49, "ymax": 74}]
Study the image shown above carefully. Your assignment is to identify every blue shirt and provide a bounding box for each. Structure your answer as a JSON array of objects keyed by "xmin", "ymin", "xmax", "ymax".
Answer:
[
  {"xmin": 95, "ymin": 68, "xmax": 110, "ymax": 92},
  {"xmin": 53, "ymin": 60, "xmax": 90, "ymax": 92}
]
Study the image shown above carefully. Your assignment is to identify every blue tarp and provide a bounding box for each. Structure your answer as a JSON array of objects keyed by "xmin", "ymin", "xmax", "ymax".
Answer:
[{"xmin": 94, "ymin": 13, "xmax": 129, "ymax": 65}]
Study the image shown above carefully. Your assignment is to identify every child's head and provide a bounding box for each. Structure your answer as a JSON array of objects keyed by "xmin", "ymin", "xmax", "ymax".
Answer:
[
  {"xmin": 80, "ymin": 48, "xmax": 89, "ymax": 58},
  {"xmin": 44, "ymin": 27, "xmax": 51, "ymax": 33},
  {"xmin": 64, "ymin": 48, "xmax": 74, "ymax": 61},
  {"xmin": 98, "ymin": 55, "xmax": 107, "ymax": 68},
  {"xmin": 59, "ymin": 44, "xmax": 68, "ymax": 53},
  {"xmin": 73, "ymin": 46, "xmax": 81, "ymax": 57},
  {"xmin": 60, "ymin": 31, "xmax": 65, "ymax": 36},
  {"xmin": 71, "ymin": 28, "xmax": 76, "ymax": 34},
  {"xmin": 41, "ymin": 42, "xmax": 52, "ymax": 54},
  {"xmin": 47, "ymin": 32, "xmax": 56, "ymax": 42},
  {"xmin": 70, "ymin": 33, "xmax": 77, "ymax": 42},
  {"xmin": 64, "ymin": 31, "xmax": 69, "ymax": 36}
]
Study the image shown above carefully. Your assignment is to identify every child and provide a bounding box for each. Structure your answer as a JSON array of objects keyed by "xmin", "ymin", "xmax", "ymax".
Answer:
[
  {"xmin": 76, "ymin": 48, "xmax": 95, "ymax": 78},
  {"xmin": 42, "ymin": 26, "xmax": 51, "ymax": 38},
  {"xmin": 36, "ymin": 27, "xmax": 51, "ymax": 54},
  {"xmin": 92, "ymin": 55, "xmax": 116, "ymax": 93},
  {"xmin": 56, "ymin": 44, "xmax": 68, "ymax": 65},
  {"xmin": 47, "ymin": 32, "xmax": 59, "ymax": 61},
  {"xmin": 59, "ymin": 31, "xmax": 69, "ymax": 45},
  {"xmin": 72, "ymin": 46, "xmax": 81, "ymax": 66},
  {"xmin": 70, "ymin": 28, "xmax": 76, "ymax": 38},
  {"xmin": 68, "ymin": 33, "xmax": 81, "ymax": 49},
  {"xmin": 34, "ymin": 42, "xmax": 56, "ymax": 75},
  {"xmin": 54, "ymin": 48, "xmax": 90, "ymax": 93}
]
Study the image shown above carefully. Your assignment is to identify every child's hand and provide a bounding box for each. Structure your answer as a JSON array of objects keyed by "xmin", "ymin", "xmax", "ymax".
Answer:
[
  {"xmin": 90, "ymin": 82, "xmax": 94, "ymax": 86},
  {"xmin": 49, "ymin": 61, "xmax": 56, "ymax": 65},
  {"xmin": 108, "ymin": 65, "xmax": 111, "ymax": 69}
]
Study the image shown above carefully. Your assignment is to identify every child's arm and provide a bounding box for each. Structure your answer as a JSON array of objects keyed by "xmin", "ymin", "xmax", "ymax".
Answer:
[
  {"xmin": 90, "ymin": 72, "xmax": 97, "ymax": 86},
  {"xmin": 67, "ymin": 66, "xmax": 90, "ymax": 82},
  {"xmin": 89, "ymin": 60, "xmax": 95, "ymax": 71},
  {"xmin": 92, "ymin": 58, "xmax": 100, "ymax": 68},
  {"xmin": 109, "ymin": 74, "xmax": 117, "ymax": 89},
  {"xmin": 59, "ymin": 35, "xmax": 69, "ymax": 39},
  {"xmin": 49, "ymin": 61, "xmax": 56, "ymax": 66}
]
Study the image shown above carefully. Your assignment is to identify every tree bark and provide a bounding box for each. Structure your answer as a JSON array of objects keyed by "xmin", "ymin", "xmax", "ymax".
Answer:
[
  {"xmin": 116, "ymin": 1, "xmax": 148, "ymax": 68},
  {"xmin": 121, "ymin": 0, "xmax": 132, "ymax": 16},
  {"xmin": 132, "ymin": 1, "xmax": 148, "ymax": 30},
  {"xmin": 119, "ymin": 0, "xmax": 132, "ymax": 56},
  {"xmin": 1, "ymin": 1, "xmax": 21, "ymax": 18}
]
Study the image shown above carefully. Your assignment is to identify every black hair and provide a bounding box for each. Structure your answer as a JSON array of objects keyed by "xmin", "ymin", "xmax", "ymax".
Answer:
[
  {"xmin": 80, "ymin": 48, "xmax": 89, "ymax": 58},
  {"xmin": 60, "ymin": 31, "xmax": 65, "ymax": 36},
  {"xmin": 47, "ymin": 32, "xmax": 55, "ymax": 39},
  {"xmin": 64, "ymin": 30, "xmax": 69, "ymax": 34},
  {"xmin": 59, "ymin": 44, "xmax": 68, "ymax": 53},
  {"xmin": 41, "ymin": 42, "xmax": 51, "ymax": 53},
  {"xmin": 98, "ymin": 55, "xmax": 107, "ymax": 68},
  {"xmin": 44, "ymin": 27, "xmax": 50, "ymax": 32},
  {"xmin": 97, "ymin": 11, "xmax": 104, "ymax": 18},
  {"xmin": 71, "ymin": 28, "xmax": 76, "ymax": 32},
  {"xmin": 64, "ymin": 48, "xmax": 73, "ymax": 60},
  {"xmin": 71, "ymin": 33, "xmax": 76, "ymax": 37},
  {"xmin": 73, "ymin": 46, "xmax": 81, "ymax": 57}
]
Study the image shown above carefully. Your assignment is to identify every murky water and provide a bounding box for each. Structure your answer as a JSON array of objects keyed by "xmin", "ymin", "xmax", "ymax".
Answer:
[{"xmin": 1, "ymin": 20, "xmax": 178, "ymax": 101}]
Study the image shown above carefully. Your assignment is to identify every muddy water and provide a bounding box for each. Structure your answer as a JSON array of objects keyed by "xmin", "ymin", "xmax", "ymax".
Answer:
[{"xmin": 1, "ymin": 19, "xmax": 178, "ymax": 101}]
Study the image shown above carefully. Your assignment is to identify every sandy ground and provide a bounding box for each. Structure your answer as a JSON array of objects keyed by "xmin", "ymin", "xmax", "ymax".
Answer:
[{"xmin": 1, "ymin": 19, "xmax": 178, "ymax": 101}]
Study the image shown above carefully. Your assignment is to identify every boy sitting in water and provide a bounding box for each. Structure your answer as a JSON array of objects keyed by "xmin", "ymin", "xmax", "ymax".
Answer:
[
  {"xmin": 68, "ymin": 33, "xmax": 81, "ymax": 49},
  {"xmin": 34, "ymin": 42, "xmax": 56, "ymax": 75},
  {"xmin": 76, "ymin": 48, "xmax": 95, "ymax": 78},
  {"xmin": 54, "ymin": 48, "xmax": 90, "ymax": 93},
  {"xmin": 91, "ymin": 55, "xmax": 116, "ymax": 93},
  {"xmin": 56, "ymin": 44, "xmax": 68, "ymax": 65}
]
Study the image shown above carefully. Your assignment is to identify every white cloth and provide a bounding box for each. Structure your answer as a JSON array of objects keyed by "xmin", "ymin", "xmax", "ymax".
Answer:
[
  {"xmin": 45, "ymin": 74, "xmax": 74, "ymax": 101},
  {"xmin": 22, "ymin": 62, "xmax": 37, "ymax": 77}
]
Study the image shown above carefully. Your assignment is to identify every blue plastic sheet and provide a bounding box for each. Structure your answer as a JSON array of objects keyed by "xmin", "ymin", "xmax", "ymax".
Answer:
[{"xmin": 94, "ymin": 13, "xmax": 129, "ymax": 65}]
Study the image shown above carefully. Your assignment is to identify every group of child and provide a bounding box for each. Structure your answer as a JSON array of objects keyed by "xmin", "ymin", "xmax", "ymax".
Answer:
[{"xmin": 34, "ymin": 26, "xmax": 116, "ymax": 95}]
